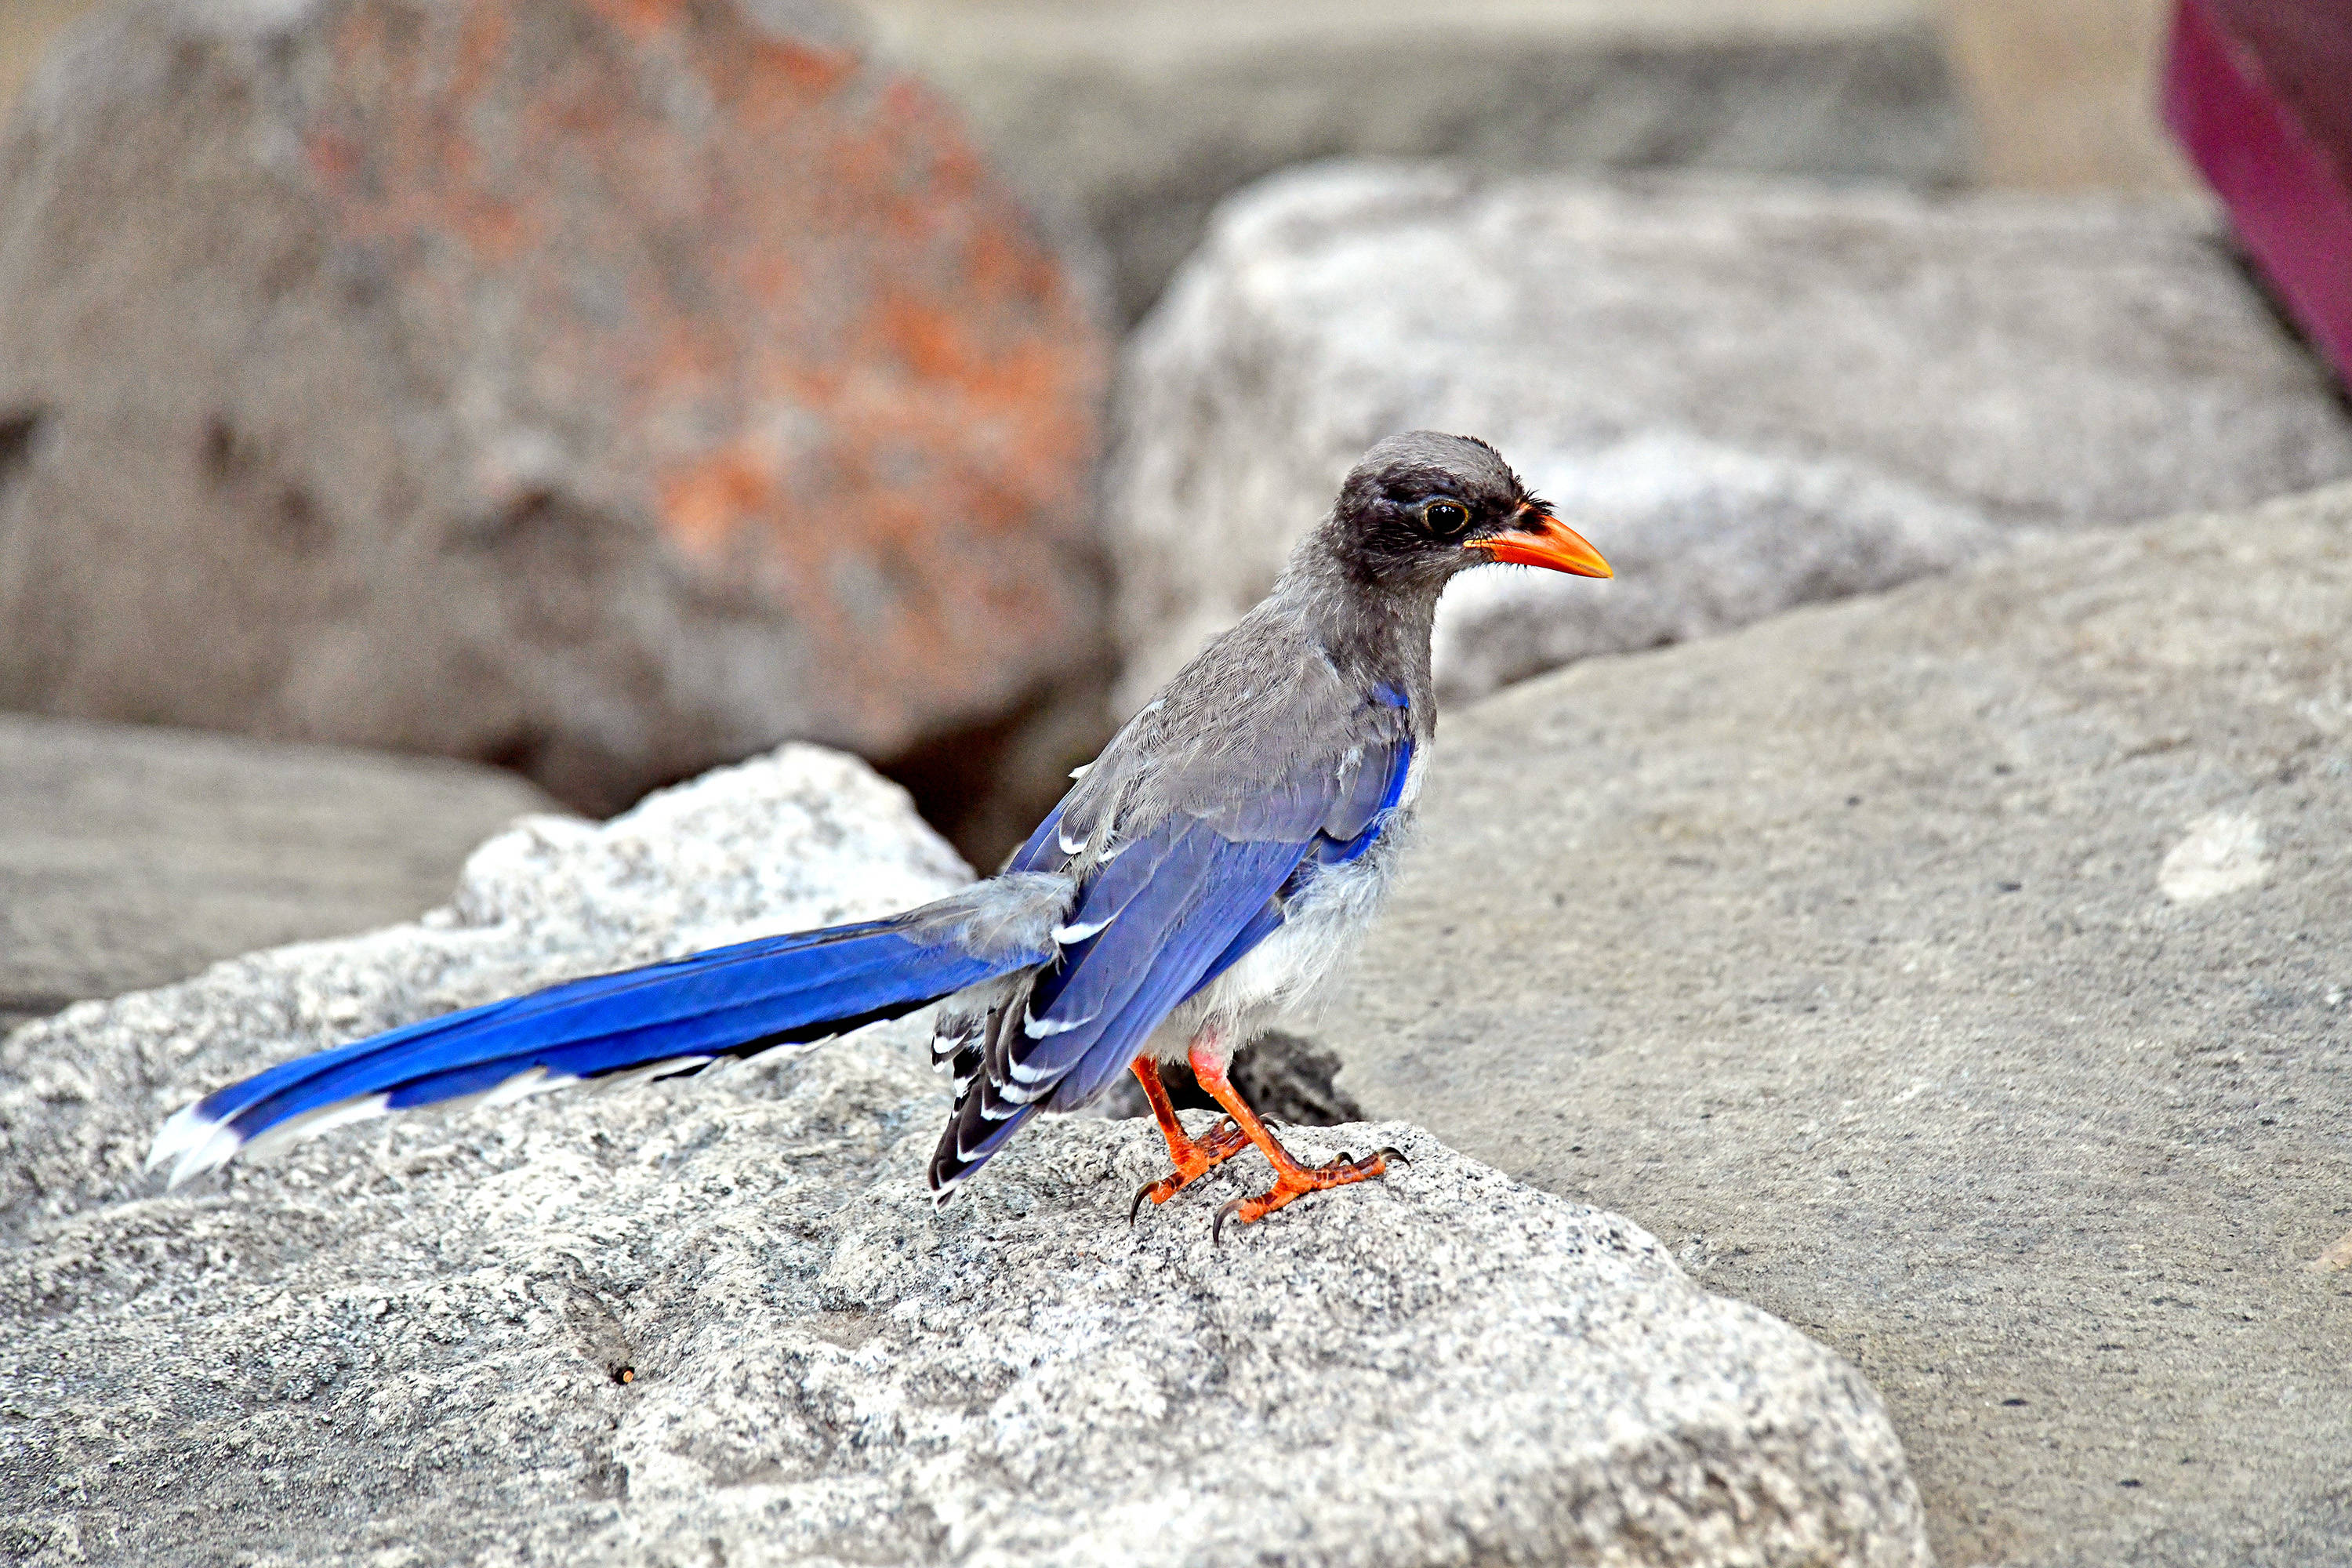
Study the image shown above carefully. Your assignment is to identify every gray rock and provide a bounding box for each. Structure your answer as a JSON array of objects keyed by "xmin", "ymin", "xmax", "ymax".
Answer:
[
  {"xmin": 0, "ymin": 715, "xmax": 552, "ymax": 1033},
  {"xmin": 858, "ymin": 0, "xmax": 1969, "ymax": 321},
  {"xmin": 1316, "ymin": 484, "xmax": 2352, "ymax": 1565},
  {"xmin": 0, "ymin": 0, "xmax": 1109, "ymax": 827},
  {"xmin": 0, "ymin": 745, "xmax": 1927, "ymax": 1566},
  {"xmin": 1107, "ymin": 166, "xmax": 2352, "ymax": 713}
]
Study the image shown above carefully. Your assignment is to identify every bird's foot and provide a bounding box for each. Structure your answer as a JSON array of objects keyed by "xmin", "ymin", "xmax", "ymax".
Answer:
[
  {"xmin": 1213, "ymin": 1146, "xmax": 1403, "ymax": 1243},
  {"xmin": 1128, "ymin": 1118, "xmax": 1254, "ymax": 1224}
]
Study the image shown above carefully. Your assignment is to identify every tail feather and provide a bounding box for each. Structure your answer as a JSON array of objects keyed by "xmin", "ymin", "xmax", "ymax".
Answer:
[
  {"xmin": 215, "ymin": 925, "xmax": 972, "ymax": 1133},
  {"xmin": 150, "ymin": 914, "xmax": 1036, "ymax": 1188},
  {"xmin": 171, "ymin": 918, "xmax": 897, "ymax": 1131},
  {"xmin": 929, "ymin": 1097, "xmax": 1040, "ymax": 1203}
]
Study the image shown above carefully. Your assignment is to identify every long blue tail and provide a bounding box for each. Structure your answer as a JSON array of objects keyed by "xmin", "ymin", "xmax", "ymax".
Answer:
[{"xmin": 149, "ymin": 910, "xmax": 1038, "ymax": 1187}]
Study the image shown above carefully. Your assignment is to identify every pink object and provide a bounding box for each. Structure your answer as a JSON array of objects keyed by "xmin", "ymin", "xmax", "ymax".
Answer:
[{"xmin": 2165, "ymin": 0, "xmax": 2352, "ymax": 390}]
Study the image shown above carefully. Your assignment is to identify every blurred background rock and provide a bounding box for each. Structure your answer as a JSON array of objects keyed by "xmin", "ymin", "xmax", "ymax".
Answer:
[
  {"xmin": 0, "ymin": 0, "xmax": 2328, "ymax": 993},
  {"xmin": 0, "ymin": 0, "xmax": 1109, "ymax": 851},
  {"xmin": 859, "ymin": 0, "xmax": 1975, "ymax": 325},
  {"xmin": 0, "ymin": 0, "xmax": 2324, "ymax": 1012},
  {"xmin": 3, "ymin": 0, "xmax": 2205, "ymax": 218},
  {"xmin": 0, "ymin": 0, "xmax": 2327, "ymax": 993},
  {"xmin": 0, "ymin": 713, "xmax": 554, "ymax": 1034}
]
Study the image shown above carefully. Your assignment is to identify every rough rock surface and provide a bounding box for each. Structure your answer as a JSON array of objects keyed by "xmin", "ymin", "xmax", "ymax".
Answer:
[
  {"xmin": 0, "ymin": 746, "xmax": 1927, "ymax": 1566},
  {"xmin": 1317, "ymin": 485, "xmax": 2352, "ymax": 1565},
  {"xmin": 0, "ymin": 715, "xmax": 552, "ymax": 1033},
  {"xmin": 1106, "ymin": 166, "xmax": 2352, "ymax": 713},
  {"xmin": 0, "ymin": 0, "xmax": 1107, "ymax": 822},
  {"xmin": 859, "ymin": 0, "xmax": 1968, "ymax": 321}
]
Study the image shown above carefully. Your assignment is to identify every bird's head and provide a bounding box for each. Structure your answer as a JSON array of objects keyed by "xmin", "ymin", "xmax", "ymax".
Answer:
[{"xmin": 1325, "ymin": 430, "xmax": 1611, "ymax": 592}]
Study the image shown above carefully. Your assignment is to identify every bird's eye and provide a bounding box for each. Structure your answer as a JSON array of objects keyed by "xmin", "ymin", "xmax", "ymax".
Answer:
[{"xmin": 1421, "ymin": 499, "xmax": 1471, "ymax": 537}]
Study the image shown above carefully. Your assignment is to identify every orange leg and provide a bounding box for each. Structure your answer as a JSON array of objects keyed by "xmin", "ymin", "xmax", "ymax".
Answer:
[
  {"xmin": 1127, "ymin": 1055, "xmax": 1254, "ymax": 1223},
  {"xmin": 1185, "ymin": 1033, "xmax": 1399, "ymax": 1242}
]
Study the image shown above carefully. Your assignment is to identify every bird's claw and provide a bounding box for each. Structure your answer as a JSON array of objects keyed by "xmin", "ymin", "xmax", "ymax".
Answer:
[
  {"xmin": 1129, "ymin": 1117, "xmax": 1254, "ymax": 1225},
  {"xmin": 1210, "ymin": 1147, "xmax": 1394, "ymax": 1243}
]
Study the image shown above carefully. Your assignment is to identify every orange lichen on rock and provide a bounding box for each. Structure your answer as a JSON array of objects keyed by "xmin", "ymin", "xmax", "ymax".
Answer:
[
  {"xmin": 0, "ymin": 0, "xmax": 1110, "ymax": 829},
  {"xmin": 274, "ymin": 0, "xmax": 1105, "ymax": 786}
]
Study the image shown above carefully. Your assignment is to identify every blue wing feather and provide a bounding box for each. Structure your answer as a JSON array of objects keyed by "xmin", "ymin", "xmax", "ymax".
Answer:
[
  {"xmin": 1181, "ymin": 731, "xmax": 1414, "ymax": 1000},
  {"xmin": 1018, "ymin": 831, "xmax": 1304, "ymax": 1109},
  {"xmin": 1004, "ymin": 798, "xmax": 1070, "ymax": 873},
  {"xmin": 987, "ymin": 726, "xmax": 1412, "ymax": 1116},
  {"xmin": 198, "ymin": 915, "xmax": 916, "ymax": 1127}
]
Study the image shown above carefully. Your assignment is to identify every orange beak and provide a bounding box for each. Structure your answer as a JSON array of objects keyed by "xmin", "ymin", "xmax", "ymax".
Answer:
[{"xmin": 1462, "ymin": 512, "xmax": 1612, "ymax": 578}]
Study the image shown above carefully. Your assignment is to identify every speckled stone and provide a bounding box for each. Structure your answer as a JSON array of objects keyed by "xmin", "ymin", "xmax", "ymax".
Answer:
[{"xmin": 0, "ymin": 743, "xmax": 1925, "ymax": 1567}]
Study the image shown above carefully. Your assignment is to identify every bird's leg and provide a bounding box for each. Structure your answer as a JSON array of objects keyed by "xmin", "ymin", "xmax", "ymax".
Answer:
[
  {"xmin": 1127, "ymin": 1054, "xmax": 1252, "ymax": 1222},
  {"xmin": 1186, "ymin": 1037, "xmax": 1393, "ymax": 1240}
]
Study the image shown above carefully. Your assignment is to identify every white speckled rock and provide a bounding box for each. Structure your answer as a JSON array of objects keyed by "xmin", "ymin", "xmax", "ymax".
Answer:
[
  {"xmin": 1107, "ymin": 165, "xmax": 2352, "ymax": 713},
  {"xmin": 0, "ymin": 744, "xmax": 1927, "ymax": 1566}
]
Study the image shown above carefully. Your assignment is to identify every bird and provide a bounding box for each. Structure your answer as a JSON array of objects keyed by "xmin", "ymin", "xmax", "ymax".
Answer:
[{"xmin": 147, "ymin": 432, "xmax": 1610, "ymax": 1234}]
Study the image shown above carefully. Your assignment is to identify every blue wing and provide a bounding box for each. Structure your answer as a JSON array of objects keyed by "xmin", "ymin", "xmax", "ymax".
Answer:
[
  {"xmin": 1013, "ymin": 824, "xmax": 1306, "ymax": 1106},
  {"xmin": 1185, "ymin": 720, "xmax": 1415, "ymax": 998}
]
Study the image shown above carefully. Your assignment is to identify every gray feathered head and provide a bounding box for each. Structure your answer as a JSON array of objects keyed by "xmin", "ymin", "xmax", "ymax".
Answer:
[{"xmin": 1322, "ymin": 431, "xmax": 1610, "ymax": 590}]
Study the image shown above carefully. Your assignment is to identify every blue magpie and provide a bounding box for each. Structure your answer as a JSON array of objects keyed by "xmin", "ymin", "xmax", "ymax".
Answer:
[{"xmin": 148, "ymin": 433, "xmax": 1610, "ymax": 1232}]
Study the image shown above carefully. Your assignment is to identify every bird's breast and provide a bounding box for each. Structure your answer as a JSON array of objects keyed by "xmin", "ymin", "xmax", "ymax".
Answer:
[{"xmin": 1189, "ymin": 801, "xmax": 1417, "ymax": 1026}]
